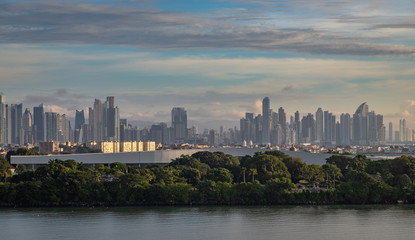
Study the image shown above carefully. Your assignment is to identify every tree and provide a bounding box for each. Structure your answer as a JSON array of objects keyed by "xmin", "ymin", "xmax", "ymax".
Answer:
[
  {"xmin": 326, "ymin": 155, "xmax": 352, "ymax": 173},
  {"xmin": 250, "ymin": 154, "xmax": 291, "ymax": 183},
  {"xmin": 322, "ymin": 164, "xmax": 342, "ymax": 189},
  {"xmin": 0, "ymin": 156, "xmax": 11, "ymax": 182},
  {"xmin": 349, "ymin": 154, "xmax": 370, "ymax": 172},
  {"xmin": 301, "ymin": 164, "xmax": 324, "ymax": 187},
  {"xmin": 206, "ymin": 168, "xmax": 233, "ymax": 183},
  {"xmin": 284, "ymin": 157, "xmax": 307, "ymax": 183},
  {"xmin": 248, "ymin": 168, "xmax": 257, "ymax": 182}
]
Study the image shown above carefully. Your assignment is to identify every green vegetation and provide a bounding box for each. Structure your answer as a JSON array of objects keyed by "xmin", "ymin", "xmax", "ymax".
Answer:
[{"xmin": 1, "ymin": 150, "xmax": 415, "ymax": 206}]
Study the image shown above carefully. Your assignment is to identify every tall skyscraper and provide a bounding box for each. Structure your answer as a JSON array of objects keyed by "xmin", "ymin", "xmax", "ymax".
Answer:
[
  {"xmin": 58, "ymin": 114, "xmax": 70, "ymax": 142},
  {"xmin": 105, "ymin": 96, "xmax": 120, "ymax": 141},
  {"xmin": 400, "ymin": 119, "xmax": 406, "ymax": 142},
  {"xmin": 45, "ymin": 112, "xmax": 58, "ymax": 141},
  {"xmin": 0, "ymin": 95, "xmax": 6, "ymax": 145},
  {"xmin": 74, "ymin": 110, "xmax": 85, "ymax": 143},
  {"xmin": 93, "ymin": 99, "xmax": 104, "ymax": 141},
  {"xmin": 75, "ymin": 110, "xmax": 85, "ymax": 130},
  {"xmin": 340, "ymin": 113, "xmax": 351, "ymax": 145},
  {"xmin": 301, "ymin": 113, "xmax": 315, "ymax": 143},
  {"xmin": 315, "ymin": 108, "xmax": 323, "ymax": 144},
  {"xmin": 388, "ymin": 122, "xmax": 393, "ymax": 142},
  {"xmin": 9, "ymin": 103, "xmax": 22, "ymax": 144},
  {"xmin": 352, "ymin": 102, "xmax": 369, "ymax": 145},
  {"xmin": 278, "ymin": 107, "xmax": 287, "ymax": 144},
  {"xmin": 172, "ymin": 107, "xmax": 187, "ymax": 142},
  {"xmin": 22, "ymin": 108, "xmax": 33, "ymax": 145},
  {"xmin": 262, "ymin": 97, "xmax": 270, "ymax": 145},
  {"xmin": 33, "ymin": 104, "xmax": 45, "ymax": 143}
]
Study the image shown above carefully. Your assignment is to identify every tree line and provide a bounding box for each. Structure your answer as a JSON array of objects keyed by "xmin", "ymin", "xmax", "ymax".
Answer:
[{"xmin": 0, "ymin": 150, "xmax": 414, "ymax": 206}]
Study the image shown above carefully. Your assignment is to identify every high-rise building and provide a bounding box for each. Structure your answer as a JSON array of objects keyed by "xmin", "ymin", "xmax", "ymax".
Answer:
[
  {"xmin": 93, "ymin": 99, "xmax": 104, "ymax": 141},
  {"xmin": 301, "ymin": 113, "xmax": 315, "ymax": 143},
  {"xmin": 33, "ymin": 104, "xmax": 45, "ymax": 143},
  {"xmin": 0, "ymin": 95, "xmax": 6, "ymax": 145},
  {"xmin": 400, "ymin": 119, "xmax": 406, "ymax": 142},
  {"xmin": 262, "ymin": 97, "xmax": 270, "ymax": 145},
  {"xmin": 75, "ymin": 110, "xmax": 85, "ymax": 130},
  {"xmin": 45, "ymin": 112, "xmax": 58, "ymax": 141},
  {"xmin": 8, "ymin": 103, "xmax": 22, "ymax": 144},
  {"xmin": 22, "ymin": 108, "xmax": 33, "ymax": 145},
  {"xmin": 150, "ymin": 122, "xmax": 168, "ymax": 144},
  {"xmin": 58, "ymin": 114, "xmax": 70, "ymax": 142},
  {"xmin": 105, "ymin": 97, "xmax": 120, "ymax": 142},
  {"xmin": 340, "ymin": 113, "xmax": 351, "ymax": 145},
  {"xmin": 74, "ymin": 110, "xmax": 85, "ymax": 143},
  {"xmin": 352, "ymin": 102, "xmax": 369, "ymax": 145},
  {"xmin": 315, "ymin": 108, "xmax": 323, "ymax": 144},
  {"xmin": 388, "ymin": 122, "xmax": 393, "ymax": 142},
  {"xmin": 172, "ymin": 107, "xmax": 187, "ymax": 142}
]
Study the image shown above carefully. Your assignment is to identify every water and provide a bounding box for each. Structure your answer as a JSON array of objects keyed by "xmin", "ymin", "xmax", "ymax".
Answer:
[{"xmin": 1, "ymin": 206, "xmax": 415, "ymax": 240}]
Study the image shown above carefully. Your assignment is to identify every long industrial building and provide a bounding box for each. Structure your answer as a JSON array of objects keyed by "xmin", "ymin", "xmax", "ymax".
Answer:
[{"xmin": 11, "ymin": 148, "xmax": 331, "ymax": 169}]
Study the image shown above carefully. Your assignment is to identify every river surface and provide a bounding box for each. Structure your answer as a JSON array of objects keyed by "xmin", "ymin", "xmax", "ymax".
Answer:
[{"xmin": 1, "ymin": 205, "xmax": 415, "ymax": 240}]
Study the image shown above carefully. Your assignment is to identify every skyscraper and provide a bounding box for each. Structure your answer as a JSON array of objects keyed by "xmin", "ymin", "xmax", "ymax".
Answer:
[
  {"xmin": 340, "ymin": 113, "xmax": 351, "ymax": 145},
  {"xmin": 105, "ymin": 96, "xmax": 120, "ymax": 141},
  {"xmin": 0, "ymin": 95, "xmax": 5, "ymax": 145},
  {"xmin": 22, "ymin": 108, "xmax": 33, "ymax": 145},
  {"xmin": 33, "ymin": 104, "xmax": 45, "ymax": 143},
  {"xmin": 74, "ymin": 110, "xmax": 85, "ymax": 143},
  {"xmin": 45, "ymin": 112, "xmax": 58, "ymax": 141},
  {"xmin": 388, "ymin": 122, "xmax": 393, "ymax": 142},
  {"xmin": 9, "ymin": 103, "xmax": 22, "ymax": 144},
  {"xmin": 400, "ymin": 119, "xmax": 406, "ymax": 142},
  {"xmin": 93, "ymin": 99, "xmax": 104, "ymax": 141},
  {"xmin": 262, "ymin": 97, "xmax": 270, "ymax": 145},
  {"xmin": 315, "ymin": 108, "xmax": 323, "ymax": 144},
  {"xmin": 75, "ymin": 110, "xmax": 85, "ymax": 130},
  {"xmin": 172, "ymin": 107, "xmax": 187, "ymax": 142},
  {"xmin": 352, "ymin": 102, "xmax": 369, "ymax": 145}
]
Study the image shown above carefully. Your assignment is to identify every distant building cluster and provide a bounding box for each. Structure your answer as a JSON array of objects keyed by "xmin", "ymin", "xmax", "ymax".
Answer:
[
  {"xmin": 86, "ymin": 141, "xmax": 156, "ymax": 153},
  {"xmin": 0, "ymin": 93, "xmax": 413, "ymax": 149},
  {"xmin": 240, "ymin": 98, "xmax": 414, "ymax": 147}
]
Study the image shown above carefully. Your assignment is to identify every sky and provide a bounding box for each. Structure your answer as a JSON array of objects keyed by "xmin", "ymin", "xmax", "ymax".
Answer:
[{"xmin": 0, "ymin": 0, "xmax": 415, "ymax": 130}]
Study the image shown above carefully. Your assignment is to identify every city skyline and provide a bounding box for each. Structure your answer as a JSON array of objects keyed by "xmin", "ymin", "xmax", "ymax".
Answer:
[
  {"xmin": 0, "ymin": 92, "xmax": 413, "ymax": 147},
  {"xmin": 1, "ymin": 0, "xmax": 415, "ymax": 130},
  {"xmin": 0, "ymin": 92, "xmax": 413, "ymax": 133}
]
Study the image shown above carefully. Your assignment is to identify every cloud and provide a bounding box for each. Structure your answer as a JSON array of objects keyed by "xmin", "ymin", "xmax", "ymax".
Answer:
[{"xmin": 1, "ymin": 2, "xmax": 414, "ymax": 57}]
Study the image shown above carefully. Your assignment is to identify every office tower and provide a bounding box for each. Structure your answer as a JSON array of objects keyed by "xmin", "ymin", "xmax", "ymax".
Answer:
[
  {"xmin": 352, "ymin": 102, "xmax": 369, "ymax": 145},
  {"xmin": 262, "ymin": 97, "xmax": 270, "ymax": 145},
  {"xmin": 105, "ymin": 96, "xmax": 120, "ymax": 141},
  {"xmin": 150, "ymin": 122, "xmax": 168, "ymax": 144},
  {"xmin": 45, "ymin": 112, "xmax": 58, "ymax": 141},
  {"xmin": 340, "ymin": 113, "xmax": 351, "ymax": 145},
  {"xmin": 301, "ymin": 113, "xmax": 315, "ymax": 143},
  {"xmin": 22, "ymin": 108, "xmax": 33, "ymax": 145},
  {"xmin": 400, "ymin": 119, "xmax": 406, "ymax": 142},
  {"xmin": 367, "ymin": 111, "xmax": 378, "ymax": 145},
  {"xmin": 208, "ymin": 129, "xmax": 216, "ymax": 146},
  {"xmin": 388, "ymin": 122, "xmax": 393, "ymax": 142},
  {"xmin": 172, "ymin": 107, "xmax": 187, "ymax": 142},
  {"xmin": 377, "ymin": 114, "xmax": 385, "ymax": 145},
  {"xmin": 294, "ymin": 111, "xmax": 301, "ymax": 144},
  {"xmin": 315, "ymin": 108, "xmax": 323, "ymax": 144},
  {"xmin": 0, "ymin": 95, "xmax": 5, "ymax": 145},
  {"xmin": 58, "ymin": 114, "xmax": 70, "ymax": 142},
  {"xmin": 33, "ymin": 104, "xmax": 45, "ymax": 143},
  {"xmin": 75, "ymin": 110, "xmax": 85, "ymax": 130},
  {"xmin": 9, "ymin": 103, "xmax": 22, "ymax": 144},
  {"xmin": 74, "ymin": 110, "xmax": 85, "ymax": 143},
  {"xmin": 93, "ymin": 99, "xmax": 104, "ymax": 141}
]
